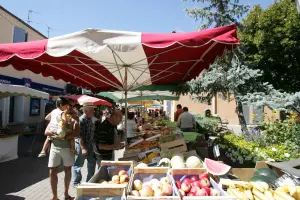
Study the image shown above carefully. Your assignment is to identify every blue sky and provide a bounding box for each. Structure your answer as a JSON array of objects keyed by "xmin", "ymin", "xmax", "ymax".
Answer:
[{"xmin": 1, "ymin": 0, "xmax": 273, "ymax": 37}]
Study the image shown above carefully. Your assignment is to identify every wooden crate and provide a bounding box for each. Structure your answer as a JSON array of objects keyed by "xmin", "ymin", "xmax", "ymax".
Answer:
[
  {"xmin": 88, "ymin": 161, "xmax": 134, "ymax": 195},
  {"xmin": 171, "ymin": 169, "xmax": 236, "ymax": 200},
  {"xmin": 76, "ymin": 184, "xmax": 126, "ymax": 200},
  {"xmin": 127, "ymin": 167, "xmax": 180, "ymax": 200},
  {"xmin": 159, "ymin": 138, "xmax": 187, "ymax": 153}
]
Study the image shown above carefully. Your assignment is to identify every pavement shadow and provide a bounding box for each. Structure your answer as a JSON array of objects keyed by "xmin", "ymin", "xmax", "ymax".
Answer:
[
  {"xmin": 0, "ymin": 133, "xmax": 64, "ymax": 198},
  {"xmin": 2, "ymin": 195, "xmax": 25, "ymax": 200}
]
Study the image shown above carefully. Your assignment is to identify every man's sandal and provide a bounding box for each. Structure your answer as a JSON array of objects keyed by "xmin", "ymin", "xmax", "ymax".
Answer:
[
  {"xmin": 64, "ymin": 196, "xmax": 74, "ymax": 200},
  {"xmin": 38, "ymin": 152, "xmax": 47, "ymax": 158}
]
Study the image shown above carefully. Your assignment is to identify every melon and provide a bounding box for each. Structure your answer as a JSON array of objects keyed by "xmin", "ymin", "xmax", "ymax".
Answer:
[
  {"xmin": 254, "ymin": 168, "xmax": 278, "ymax": 181},
  {"xmin": 160, "ymin": 149, "xmax": 172, "ymax": 159},
  {"xmin": 248, "ymin": 175, "xmax": 274, "ymax": 184},
  {"xmin": 171, "ymin": 161, "xmax": 186, "ymax": 169},
  {"xmin": 158, "ymin": 158, "xmax": 171, "ymax": 167},
  {"xmin": 136, "ymin": 163, "xmax": 148, "ymax": 168},
  {"xmin": 203, "ymin": 158, "xmax": 231, "ymax": 176},
  {"xmin": 186, "ymin": 156, "xmax": 203, "ymax": 168}
]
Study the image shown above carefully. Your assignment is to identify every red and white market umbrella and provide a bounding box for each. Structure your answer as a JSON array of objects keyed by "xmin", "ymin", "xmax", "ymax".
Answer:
[
  {"xmin": 64, "ymin": 95, "xmax": 112, "ymax": 107},
  {"xmin": 0, "ymin": 24, "xmax": 239, "ymax": 138},
  {"xmin": 0, "ymin": 24, "xmax": 239, "ymax": 93}
]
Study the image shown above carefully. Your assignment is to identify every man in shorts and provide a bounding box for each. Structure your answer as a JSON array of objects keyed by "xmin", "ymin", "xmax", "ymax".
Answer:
[{"xmin": 45, "ymin": 97, "xmax": 79, "ymax": 200}]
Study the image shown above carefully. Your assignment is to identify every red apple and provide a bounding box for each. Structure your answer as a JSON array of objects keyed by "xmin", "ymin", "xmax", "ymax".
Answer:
[
  {"xmin": 182, "ymin": 177, "xmax": 191, "ymax": 184},
  {"xmin": 191, "ymin": 181, "xmax": 201, "ymax": 188},
  {"xmin": 140, "ymin": 185, "xmax": 154, "ymax": 197},
  {"xmin": 178, "ymin": 189, "xmax": 186, "ymax": 197},
  {"xmin": 131, "ymin": 190, "xmax": 140, "ymax": 196},
  {"xmin": 200, "ymin": 178, "xmax": 211, "ymax": 187},
  {"xmin": 190, "ymin": 186, "xmax": 201, "ymax": 193},
  {"xmin": 210, "ymin": 188, "xmax": 220, "ymax": 196},
  {"xmin": 181, "ymin": 182, "xmax": 191, "ymax": 193},
  {"xmin": 202, "ymin": 186, "xmax": 210, "ymax": 195},
  {"xmin": 196, "ymin": 188, "xmax": 208, "ymax": 196},
  {"xmin": 199, "ymin": 173, "xmax": 209, "ymax": 180},
  {"xmin": 190, "ymin": 175, "xmax": 199, "ymax": 182},
  {"xmin": 120, "ymin": 174, "xmax": 129, "ymax": 183},
  {"xmin": 133, "ymin": 179, "xmax": 143, "ymax": 191},
  {"xmin": 118, "ymin": 170, "xmax": 127, "ymax": 176},
  {"xmin": 175, "ymin": 180, "xmax": 181, "ymax": 189},
  {"xmin": 187, "ymin": 192, "xmax": 196, "ymax": 196}
]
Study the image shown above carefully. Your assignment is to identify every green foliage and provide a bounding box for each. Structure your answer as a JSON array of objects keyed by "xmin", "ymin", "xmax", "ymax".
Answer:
[
  {"xmin": 240, "ymin": 0, "xmax": 300, "ymax": 92},
  {"xmin": 216, "ymin": 133, "xmax": 300, "ymax": 164},
  {"xmin": 184, "ymin": 0, "xmax": 250, "ymax": 29},
  {"xmin": 195, "ymin": 115, "xmax": 219, "ymax": 132},
  {"xmin": 215, "ymin": 117, "xmax": 300, "ymax": 164}
]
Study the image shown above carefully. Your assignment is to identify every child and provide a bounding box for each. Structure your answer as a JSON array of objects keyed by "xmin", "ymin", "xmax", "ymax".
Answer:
[{"xmin": 56, "ymin": 111, "xmax": 77, "ymax": 155}]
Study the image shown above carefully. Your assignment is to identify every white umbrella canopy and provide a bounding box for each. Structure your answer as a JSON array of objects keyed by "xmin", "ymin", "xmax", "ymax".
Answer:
[{"xmin": 0, "ymin": 84, "xmax": 49, "ymax": 99}]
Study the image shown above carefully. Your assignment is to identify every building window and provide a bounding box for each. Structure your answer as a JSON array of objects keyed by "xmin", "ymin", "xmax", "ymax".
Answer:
[
  {"xmin": 13, "ymin": 26, "xmax": 28, "ymax": 43},
  {"xmin": 253, "ymin": 106, "xmax": 264, "ymax": 124},
  {"xmin": 9, "ymin": 96, "xmax": 15, "ymax": 123}
]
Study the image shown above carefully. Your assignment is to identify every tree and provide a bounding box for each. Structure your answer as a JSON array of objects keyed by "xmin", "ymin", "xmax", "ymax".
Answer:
[
  {"xmin": 184, "ymin": 0, "xmax": 249, "ymax": 29},
  {"xmin": 240, "ymin": 0, "xmax": 300, "ymax": 93},
  {"xmin": 184, "ymin": 0, "xmax": 254, "ymax": 134}
]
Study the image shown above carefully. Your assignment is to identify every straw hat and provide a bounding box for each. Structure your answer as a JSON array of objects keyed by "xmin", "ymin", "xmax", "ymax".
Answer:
[{"xmin": 81, "ymin": 102, "xmax": 96, "ymax": 109}]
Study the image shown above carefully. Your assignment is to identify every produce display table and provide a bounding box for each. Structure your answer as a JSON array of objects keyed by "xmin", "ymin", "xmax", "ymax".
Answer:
[{"xmin": 0, "ymin": 134, "xmax": 19, "ymax": 163}]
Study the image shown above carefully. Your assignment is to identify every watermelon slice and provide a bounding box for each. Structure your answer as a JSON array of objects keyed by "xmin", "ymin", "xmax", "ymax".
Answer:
[{"xmin": 204, "ymin": 158, "xmax": 231, "ymax": 176}]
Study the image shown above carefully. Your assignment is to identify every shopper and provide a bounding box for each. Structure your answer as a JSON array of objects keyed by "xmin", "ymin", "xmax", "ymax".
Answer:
[
  {"xmin": 45, "ymin": 97, "xmax": 79, "ymax": 200},
  {"xmin": 126, "ymin": 112, "xmax": 137, "ymax": 144},
  {"xmin": 38, "ymin": 99, "xmax": 77, "ymax": 158},
  {"xmin": 174, "ymin": 104, "xmax": 184, "ymax": 122},
  {"xmin": 72, "ymin": 102, "xmax": 96, "ymax": 186},
  {"xmin": 177, "ymin": 107, "xmax": 196, "ymax": 132},
  {"xmin": 93, "ymin": 110, "xmax": 125, "ymax": 164}
]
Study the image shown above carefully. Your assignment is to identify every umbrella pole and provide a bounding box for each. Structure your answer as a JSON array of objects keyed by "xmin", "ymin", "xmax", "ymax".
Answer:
[{"xmin": 124, "ymin": 90, "xmax": 128, "ymax": 144}]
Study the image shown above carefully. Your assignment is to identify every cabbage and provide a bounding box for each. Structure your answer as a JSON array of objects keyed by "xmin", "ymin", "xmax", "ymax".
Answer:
[
  {"xmin": 160, "ymin": 149, "xmax": 172, "ymax": 159},
  {"xmin": 158, "ymin": 158, "xmax": 171, "ymax": 167},
  {"xmin": 171, "ymin": 160, "xmax": 186, "ymax": 168},
  {"xmin": 186, "ymin": 156, "xmax": 202, "ymax": 168},
  {"xmin": 136, "ymin": 163, "xmax": 148, "ymax": 168}
]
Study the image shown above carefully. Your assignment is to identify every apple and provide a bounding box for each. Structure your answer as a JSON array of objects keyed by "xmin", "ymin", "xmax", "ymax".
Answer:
[
  {"xmin": 182, "ymin": 177, "xmax": 191, "ymax": 184},
  {"xmin": 140, "ymin": 185, "xmax": 154, "ymax": 197},
  {"xmin": 196, "ymin": 188, "xmax": 208, "ymax": 196},
  {"xmin": 154, "ymin": 189, "xmax": 164, "ymax": 197},
  {"xmin": 133, "ymin": 179, "xmax": 143, "ymax": 191},
  {"xmin": 118, "ymin": 170, "xmax": 127, "ymax": 176},
  {"xmin": 200, "ymin": 178, "xmax": 211, "ymax": 187},
  {"xmin": 190, "ymin": 186, "xmax": 201, "ymax": 194},
  {"xmin": 161, "ymin": 183, "xmax": 173, "ymax": 196},
  {"xmin": 160, "ymin": 177, "xmax": 170, "ymax": 184},
  {"xmin": 178, "ymin": 189, "xmax": 186, "ymax": 197},
  {"xmin": 202, "ymin": 186, "xmax": 210, "ymax": 195},
  {"xmin": 120, "ymin": 174, "xmax": 129, "ymax": 183},
  {"xmin": 101, "ymin": 181, "xmax": 108, "ymax": 184},
  {"xmin": 187, "ymin": 192, "xmax": 196, "ymax": 196},
  {"xmin": 190, "ymin": 175, "xmax": 199, "ymax": 182},
  {"xmin": 112, "ymin": 175, "xmax": 120, "ymax": 182},
  {"xmin": 199, "ymin": 173, "xmax": 209, "ymax": 180},
  {"xmin": 181, "ymin": 182, "xmax": 191, "ymax": 193},
  {"xmin": 175, "ymin": 180, "xmax": 181, "ymax": 189},
  {"xmin": 191, "ymin": 181, "xmax": 201, "ymax": 188},
  {"xmin": 151, "ymin": 183, "xmax": 161, "ymax": 192},
  {"xmin": 210, "ymin": 188, "xmax": 220, "ymax": 196},
  {"xmin": 131, "ymin": 190, "xmax": 140, "ymax": 196},
  {"xmin": 114, "ymin": 180, "xmax": 120, "ymax": 184},
  {"xmin": 108, "ymin": 181, "xmax": 114, "ymax": 184},
  {"xmin": 150, "ymin": 179, "xmax": 160, "ymax": 186}
]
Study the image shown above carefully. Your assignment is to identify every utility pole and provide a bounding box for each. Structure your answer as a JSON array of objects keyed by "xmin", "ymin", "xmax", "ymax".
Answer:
[{"xmin": 27, "ymin": 10, "xmax": 40, "ymax": 24}]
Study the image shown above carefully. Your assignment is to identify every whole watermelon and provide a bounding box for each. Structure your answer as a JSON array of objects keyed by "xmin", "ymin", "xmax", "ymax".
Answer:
[
  {"xmin": 254, "ymin": 168, "xmax": 278, "ymax": 181},
  {"xmin": 248, "ymin": 175, "xmax": 274, "ymax": 184}
]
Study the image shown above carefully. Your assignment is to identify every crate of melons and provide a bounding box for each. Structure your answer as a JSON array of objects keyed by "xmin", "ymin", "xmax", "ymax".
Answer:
[
  {"xmin": 171, "ymin": 168, "xmax": 236, "ymax": 200},
  {"xmin": 87, "ymin": 161, "xmax": 133, "ymax": 194},
  {"xmin": 127, "ymin": 167, "xmax": 180, "ymax": 200}
]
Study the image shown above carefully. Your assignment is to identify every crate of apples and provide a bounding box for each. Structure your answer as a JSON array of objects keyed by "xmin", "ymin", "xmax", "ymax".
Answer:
[
  {"xmin": 128, "ymin": 167, "xmax": 180, "ymax": 200},
  {"xmin": 99, "ymin": 169, "xmax": 130, "ymax": 185}
]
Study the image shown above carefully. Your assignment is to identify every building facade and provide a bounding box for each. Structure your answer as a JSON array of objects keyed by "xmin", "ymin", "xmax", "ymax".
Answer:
[{"xmin": 0, "ymin": 6, "xmax": 66, "ymax": 126}]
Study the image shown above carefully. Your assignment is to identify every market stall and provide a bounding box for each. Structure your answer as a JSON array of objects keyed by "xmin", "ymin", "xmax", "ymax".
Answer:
[{"xmin": 0, "ymin": 84, "xmax": 49, "ymax": 163}]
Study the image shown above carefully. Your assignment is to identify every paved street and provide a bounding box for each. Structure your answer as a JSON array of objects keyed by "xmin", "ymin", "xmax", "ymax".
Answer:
[{"xmin": 0, "ymin": 134, "xmax": 87, "ymax": 200}]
